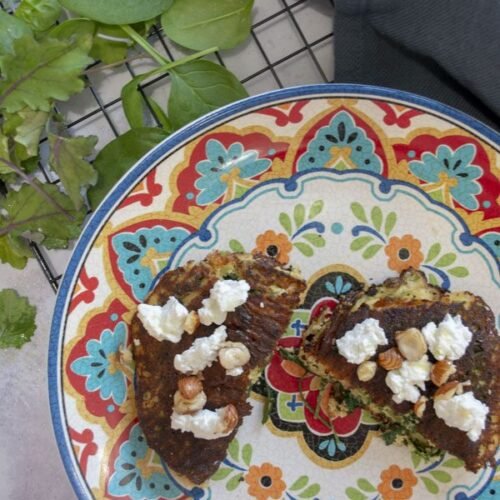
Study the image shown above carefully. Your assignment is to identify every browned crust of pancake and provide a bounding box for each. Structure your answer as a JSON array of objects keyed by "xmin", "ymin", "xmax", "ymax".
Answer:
[
  {"xmin": 300, "ymin": 268, "xmax": 499, "ymax": 472},
  {"xmin": 131, "ymin": 252, "xmax": 306, "ymax": 484}
]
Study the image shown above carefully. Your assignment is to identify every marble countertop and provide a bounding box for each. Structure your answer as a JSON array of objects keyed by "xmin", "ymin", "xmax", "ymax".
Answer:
[{"xmin": 0, "ymin": 1, "xmax": 334, "ymax": 498}]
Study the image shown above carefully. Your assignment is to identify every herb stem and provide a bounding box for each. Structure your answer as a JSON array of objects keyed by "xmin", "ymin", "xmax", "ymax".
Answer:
[
  {"xmin": 0, "ymin": 212, "xmax": 62, "ymax": 237},
  {"xmin": 120, "ymin": 25, "xmax": 170, "ymax": 65},
  {"xmin": 0, "ymin": 157, "xmax": 74, "ymax": 221}
]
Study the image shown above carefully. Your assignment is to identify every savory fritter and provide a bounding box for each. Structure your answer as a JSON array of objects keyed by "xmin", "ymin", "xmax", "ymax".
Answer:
[
  {"xmin": 300, "ymin": 268, "xmax": 499, "ymax": 472},
  {"xmin": 131, "ymin": 252, "xmax": 306, "ymax": 484}
]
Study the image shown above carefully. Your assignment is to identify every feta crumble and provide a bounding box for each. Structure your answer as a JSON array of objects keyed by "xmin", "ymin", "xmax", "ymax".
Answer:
[
  {"xmin": 336, "ymin": 318, "xmax": 388, "ymax": 364},
  {"xmin": 173, "ymin": 326, "xmax": 228, "ymax": 374},
  {"xmin": 386, "ymin": 355, "xmax": 432, "ymax": 404},
  {"xmin": 171, "ymin": 408, "xmax": 232, "ymax": 440}
]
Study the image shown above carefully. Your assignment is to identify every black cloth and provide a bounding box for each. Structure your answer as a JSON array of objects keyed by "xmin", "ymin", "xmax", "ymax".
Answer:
[{"xmin": 334, "ymin": 0, "xmax": 500, "ymax": 131}]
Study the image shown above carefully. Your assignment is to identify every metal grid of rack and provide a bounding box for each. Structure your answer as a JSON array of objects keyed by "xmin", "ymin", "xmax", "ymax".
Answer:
[{"xmin": 8, "ymin": 0, "xmax": 335, "ymax": 291}]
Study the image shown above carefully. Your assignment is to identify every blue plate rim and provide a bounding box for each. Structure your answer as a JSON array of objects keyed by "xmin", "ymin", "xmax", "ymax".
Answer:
[{"xmin": 48, "ymin": 83, "xmax": 500, "ymax": 499}]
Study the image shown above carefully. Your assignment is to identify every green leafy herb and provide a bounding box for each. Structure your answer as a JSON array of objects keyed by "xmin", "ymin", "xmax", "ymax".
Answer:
[
  {"xmin": 0, "ymin": 9, "xmax": 32, "ymax": 54},
  {"xmin": 87, "ymin": 127, "xmax": 168, "ymax": 209},
  {"xmin": 48, "ymin": 134, "xmax": 98, "ymax": 209},
  {"xmin": 15, "ymin": 0, "xmax": 61, "ymax": 33},
  {"xmin": 0, "ymin": 34, "xmax": 93, "ymax": 113},
  {"xmin": 0, "ymin": 289, "xmax": 36, "ymax": 349},
  {"xmin": 0, "ymin": 234, "xmax": 31, "ymax": 269},
  {"xmin": 381, "ymin": 425, "xmax": 404, "ymax": 446},
  {"xmin": 59, "ymin": 0, "xmax": 173, "ymax": 25},
  {"xmin": 168, "ymin": 59, "xmax": 248, "ymax": 129},
  {"xmin": 162, "ymin": 0, "xmax": 253, "ymax": 51}
]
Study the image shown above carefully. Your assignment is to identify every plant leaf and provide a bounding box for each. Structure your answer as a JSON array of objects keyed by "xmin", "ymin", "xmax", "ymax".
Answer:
[
  {"xmin": 384, "ymin": 211, "xmax": 397, "ymax": 236},
  {"xmin": 229, "ymin": 239, "xmax": 245, "ymax": 253},
  {"xmin": 308, "ymin": 199, "xmax": 324, "ymax": 219},
  {"xmin": 350, "ymin": 236, "xmax": 373, "ymax": 251},
  {"xmin": 15, "ymin": 0, "xmax": 61, "ymax": 32},
  {"xmin": 226, "ymin": 472, "xmax": 243, "ymax": 491},
  {"xmin": 421, "ymin": 476, "xmax": 439, "ymax": 494},
  {"xmin": 290, "ymin": 475, "xmax": 308, "ymax": 491},
  {"xmin": 145, "ymin": 96, "xmax": 172, "ymax": 133},
  {"xmin": 49, "ymin": 18, "xmax": 96, "ymax": 51},
  {"xmin": 0, "ymin": 35, "xmax": 93, "ymax": 113},
  {"xmin": 351, "ymin": 202, "xmax": 368, "ymax": 222},
  {"xmin": 0, "ymin": 9, "xmax": 32, "ymax": 55},
  {"xmin": 442, "ymin": 458, "xmax": 464, "ymax": 468},
  {"xmin": 279, "ymin": 212, "xmax": 292, "ymax": 236},
  {"xmin": 227, "ymin": 439, "xmax": 239, "ymax": 462},
  {"xmin": 435, "ymin": 252, "xmax": 457, "ymax": 268},
  {"xmin": 162, "ymin": 0, "xmax": 253, "ymax": 51},
  {"xmin": 448, "ymin": 266, "xmax": 469, "ymax": 278},
  {"xmin": 293, "ymin": 203, "xmax": 305, "ymax": 229},
  {"xmin": 357, "ymin": 479, "xmax": 376, "ymax": 492},
  {"xmin": 370, "ymin": 206, "xmax": 383, "ymax": 231},
  {"xmin": 6, "ymin": 108, "xmax": 49, "ymax": 159},
  {"xmin": 362, "ymin": 244, "xmax": 383, "ymax": 259},
  {"xmin": 426, "ymin": 242, "xmax": 441, "ymax": 263},
  {"xmin": 302, "ymin": 233, "xmax": 325, "ymax": 248},
  {"xmin": 59, "ymin": 0, "xmax": 173, "ymax": 24},
  {"xmin": 0, "ymin": 234, "xmax": 31, "ymax": 270},
  {"xmin": 0, "ymin": 289, "xmax": 36, "ymax": 349},
  {"xmin": 48, "ymin": 134, "xmax": 97, "ymax": 209},
  {"xmin": 122, "ymin": 71, "xmax": 153, "ymax": 129},
  {"xmin": 298, "ymin": 483, "xmax": 321, "ymax": 498},
  {"xmin": 0, "ymin": 181, "xmax": 86, "ymax": 248},
  {"xmin": 430, "ymin": 470, "xmax": 452, "ymax": 483},
  {"xmin": 294, "ymin": 242, "xmax": 313, "ymax": 257},
  {"xmin": 88, "ymin": 127, "xmax": 168, "ymax": 209},
  {"xmin": 211, "ymin": 467, "xmax": 233, "ymax": 481},
  {"xmin": 241, "ymin": 443, "xmax": 252, "ymax": 467},
  {"xmin": 168, "ymin": 59, "xmax": 248, "ymax": 130},
  {"xmin": 345, "ymin": 488, "xmax": 367, "ymax": 500}
]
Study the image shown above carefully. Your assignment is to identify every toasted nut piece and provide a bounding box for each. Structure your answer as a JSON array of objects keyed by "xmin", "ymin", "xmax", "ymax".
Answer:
[
  {"xmin": 222, "ymin": 404, "xmax": 239, "ymax": 433},
  {"xmin": 378, "ymin": 348, "xmax": 403, "ymax": 370},
  {"xmin": 173, "ymin": 390, "xmax": 207, "ymax": 414},
  {"xmin": 430, "ymin": 360, "xmax": 456, "ymax": 386},
  {"xmin": 434, "ymin": 381, "xmax": 461, "ymax": 400},
  {"xmin": 183, "ymin": 311, "xmax": 200, "ymax": 335},
  {"xmin": 414, "ymin": 396, "xmax": 428, "ymax": 418},
  {"xmin": 395, "ymin": 328, "xmax": 427, "ymax": 361},
  {"xmin": 219, "ymin": 342, "xmax": 251, "ymax": 372},
  {"xmin": 357, "ymin": 361, "xmax": 377, "ymax": 382},
  {"xmin": 178, "ymin": 376, "xmax": 203, "ymax": 399}
]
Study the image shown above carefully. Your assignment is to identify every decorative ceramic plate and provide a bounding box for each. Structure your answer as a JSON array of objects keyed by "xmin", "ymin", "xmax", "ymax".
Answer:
[{"xmin": 50, "ymin": 84, "xmax": 500, "ymax": 500}]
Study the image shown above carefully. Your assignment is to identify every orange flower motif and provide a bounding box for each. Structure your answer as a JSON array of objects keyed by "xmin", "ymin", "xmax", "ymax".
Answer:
[
  {"xmin": 253, "ymin": 230, "xmax": 293, "ymax": 265},
  {"xmin": 384, "ymin": 234, "xmax": 424, "ymax": 273},
  {"xmin": 377, "ymin": 464, "xmax": 418, "ymax": 500},
  {"xmin": 245, "ymin": 463, "xmax": 287, "ymax": 500}
]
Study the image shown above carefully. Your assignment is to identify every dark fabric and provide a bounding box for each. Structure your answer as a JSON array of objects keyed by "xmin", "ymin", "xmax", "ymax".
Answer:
[{"xmin": 334, "ymin": 0, "xmax": 500, "ymax": 131}]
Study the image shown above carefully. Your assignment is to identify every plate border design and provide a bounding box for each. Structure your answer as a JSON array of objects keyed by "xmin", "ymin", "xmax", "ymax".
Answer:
[{"xmin": 48, "ymin": 83, "xmax": 500, "ymax": 499}]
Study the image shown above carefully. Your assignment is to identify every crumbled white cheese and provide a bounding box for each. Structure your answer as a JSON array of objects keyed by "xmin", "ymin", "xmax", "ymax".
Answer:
[
  {"xmin": 386, "ymin": 355, "xmax": 432, "ymax": 404},
  {"xmin": 173, "ymin": 326, "xmax": 228, "ymax": 374},
  {"xmin": 171, "ymin": 408, "xmax": 232, "ymax": 440},
  {"xmin": 198, "ymin": 279, "xmax": 250, "ymax": 326},
  {"xmin": 227, "ymin": 367, "xmax": 244, "ymax": 377},
  {"xmin": 336, "ymin": 318, "xmax": 388, "ymax": 364},
  {"xmin": 133, "ymin": 338, "xmax": 141, "ymax": 346},
  {"xmin": 434, "ymin": 392, "xmax": 489, "ymax": 441},
  {"xmin": 421, "ymin": 314, "xmax": 472, "ymax": 361},
  {"xmin": 137, "ymin": 297, "xmax": 188, "ymax": 343}
]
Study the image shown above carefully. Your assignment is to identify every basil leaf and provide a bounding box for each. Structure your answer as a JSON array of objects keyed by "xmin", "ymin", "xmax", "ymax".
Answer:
[
  {"xmin": 168, "ymin": 59, "xmax": 248, "ymax": 129},
  {"xmin": 162, "ymin": 0, "xmax": 254, "ymax": 51},
  {"xmin": 87, "ymin": 127, "xmax": 168, "ymax": 209},
  {"xmin": 0, "ymin": 289, "xmax": 36, "ymax": 349},
  {"xmin": 0, "ymin": 9, "xmax": 32, "ymax": 55},
  {"xmin": 59, "ymin": 0, "xmax": 173, "ymax": 25},
  {"xmin": 15, "ymin": 0, "xmax": 61, "ymax": 33}
]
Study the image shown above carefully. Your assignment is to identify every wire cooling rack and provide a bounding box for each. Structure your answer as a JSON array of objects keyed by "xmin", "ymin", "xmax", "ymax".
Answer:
[{"xmin": 7, "ymin": 0, "xmax": 335, "ymax": 292}]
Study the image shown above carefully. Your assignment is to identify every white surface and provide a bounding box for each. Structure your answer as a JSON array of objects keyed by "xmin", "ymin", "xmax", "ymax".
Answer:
[{"xmin": 0, "ymin": 1, "xmax": 333, "ymax": 498}]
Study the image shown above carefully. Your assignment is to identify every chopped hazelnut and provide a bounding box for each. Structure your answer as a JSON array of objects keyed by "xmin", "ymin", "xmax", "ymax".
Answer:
[
  {"xmin": 430, "ymin": 360, "xmax": 456, "ymax": 386},
  {"xmin": 395, "ymin": 328, "xmax": 427, "ymax": 361},
  {"xmin": 178, "ymin": 376, "xmax": 203, "ymax": 399},
  {"xmin": 222, "ymin": 404, "xmax": 239, "ymax": 433},
  {"xmin": 173, "ymin": 390, "xmax": 207, "ymax": 414},
  {"xmin": 219, "ymin": 342, "xmax": 250, "ymax": 372},
  {"xmin": 183, "ymin": 311, "xmax": 200, "ymax": 335},
  {"xmin": 357, "ymin": 361, "xmax": 377, "ymax": 382},
  {"xmin": 434, "ymin": 381, "xmax": 461, "ymax": 400},
  {"xmin": 414, "ymin": 396, "xmax": 428, "ymax": 418},
  {"xmin": 378, "ymin": 348, "xmax": 404, "ymax": 370}
]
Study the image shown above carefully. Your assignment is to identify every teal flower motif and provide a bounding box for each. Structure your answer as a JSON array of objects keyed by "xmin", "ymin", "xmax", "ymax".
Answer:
[
  {"xmin": 112, "ymin": 226, "xmax": 190, "ymax": 301},
  {"xmin": 71, "ymin": 322, "xmax": 128, "ymax": 405},
  {"xmin": 108, "ymin": 424, "xmax": 182, "ymax": 499},
  {"xmin": 318, "ymin": 437, "xmax": 346, "ymax": 457},
  {"xmin": 409, "ymin": 144, "xmax": 483, "ymax": 210},
  {"xmin": 325, "ymin": 275, "xmax": 352, "ymax": 295},
  {"xmin": 195, "ymin": 139, "xmax": 272, "ymax": 205},
  {"xmin": 297, "ymin": 111, "xmax": 382, "ymax": 173},
  {"xmin": 480, "ymin": 231, "xmax": 500, "ymax": 259}
]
